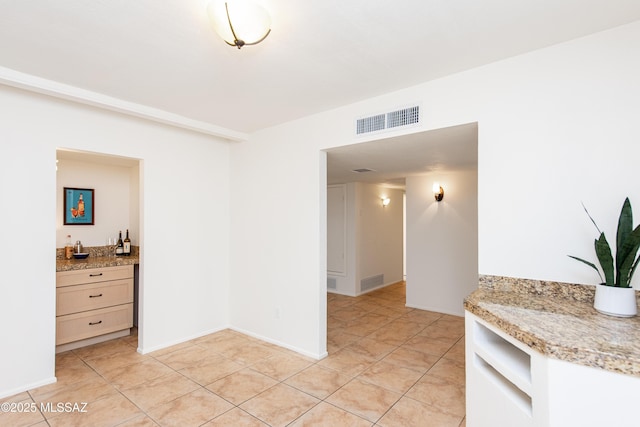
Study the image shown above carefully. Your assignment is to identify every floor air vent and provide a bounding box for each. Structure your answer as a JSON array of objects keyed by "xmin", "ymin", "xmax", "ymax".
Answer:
[
  {"xmin": 356, "ymin": 106, "xmax": 420, "ymax": 135},
  {"xmin": 361, "ymin": 274, "xmax": 384, "ymax": 292}
]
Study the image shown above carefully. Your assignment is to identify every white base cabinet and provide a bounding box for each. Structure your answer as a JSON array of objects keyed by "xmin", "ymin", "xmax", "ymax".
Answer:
[
  {"xmin": 466, "ymin": 311, "xmax": 640, "ymax": 427},
  {"xmin": 56, "ymin": 265, "xmax": 134, "ymax": 350}
]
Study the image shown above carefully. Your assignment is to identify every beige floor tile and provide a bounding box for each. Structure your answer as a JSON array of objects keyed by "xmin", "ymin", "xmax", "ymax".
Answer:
[
  {"xmin": 426, "ymin": 358, "xmax": 466, "ymax": 386},
  {"xmin": 146, "ymin": 388, "xmax": 233, "ymax": 427},
  {"xmin": 30, "ymin": 376, "xmax": 117, "ymax": 406},
  {"xmin": 195, "ymin": 333, "xmax": 252, "ymax": 353},
  {"xmin": 240, "ymin": 383, "xmax": 319, "ymax": 427},
  {"xmin": 406, "ymin": 375, "xmax": 465, "ymax": 417},
  {"xmin": 382, "ymin": 347, "xmax": 440, "ymax": 373},
  {"xmin": 404, "ymin": 335, "xmax": 457, "ymax": 357},
  {"xmin": 358, "ymin": 360, "xmax": 424, "ymax": 393},
  {"xmin": 82, "ymin": 348, "xmax": 148, "ymax": 375},
  {"xmin": 46, "ymin": 392, "xmax": 142, "ymax": 426},
  {"xmin": 419, "ymin": 322, "xmax": 465, "ymax": 341},
  {"xmin": 206, "ymin": 368, "xmax": 278, "ymax": 405},
  {"xmin": 56, "ymin": 357, "xmax": 102, "ymax": 384},
  {"xmin": 120, "ymin": 371, "xmax": 200, "ymax": 412},
  {"xmin": 54, "ymin": 351, "xmax": 83, "ymax": 368},
  {"xmin": 344, "ymin": 338, "xmax": 396, "ymax": 362},
  {"xmin": 30, "ymin": 363, "xmax": 102, "ymax": 398},
  {"xmin": 203, "ymin": 407, "xmax": 268, "ymax": 426},
  {"xmin": 289, "ymin": 401, "xmax": 373, "ymax": 426},
  {"xmin": 218, "ymin": 342, "xmax": 279, "ymax": 365},
  {"xmin": 285, "ymin": 364, "xmax": 351, "ymax": 399},
  {"xmin": 327, "ymin": 329, "xmax": 361, "ymax": 352},
  {"xmin": 0, "ymin": 396, "xmax": 45, "ymax": 427},
  {"xmin": 331, "ymin": 306, "xmax": 370, "ymax": 322},
  {"xmin": 377, "ymin": 396, "xmax": 463, "ymax": 427},
  {"xmin": 385, "ymin": 319, "xmax": 426, "ymax": 336},
  {"xmin": 154, "ymin": 344, "xmax": 214, "ymax": 370},
  {"xmin": 367, "ymin": 323, "xmax": 419, "ymax": 346},
  {"xmin": 71, "ymin": 338, "xmax": 133, "ymax": 360},
  {"xmin": 325, "ymin": 378, "xmax": 401, "ymax": 423},
  {"xmin": 100, "ymin": 358, "xmax": 174, "ymax": 389},
  {"xmin": 179, "ymin": 354, "xmax": 244, "ymax": 385},
  {"xmin": 147, "ymin": 341, "xmax": 199, "ymax": 358},
  {"xmin": 117, "ymin": 414, "xmax": 160, "ymax": 426},
  {"xmin": 401, "ymin": 310, "xmax": 443, "ymax": 325},
  {"xmin": 250, "ymin": 352, "xmax": 314, "ymax": 381},
  {"xmin": 371, "ymin": 305, "xmax": 407, "ymax": 319},
  {"xmin": 317, "ymin": 348, "xmax": 375, "ymax": 377},
  {"xmin": 444, "ymin": 338, "xmax": 465, "ymax": 362}
]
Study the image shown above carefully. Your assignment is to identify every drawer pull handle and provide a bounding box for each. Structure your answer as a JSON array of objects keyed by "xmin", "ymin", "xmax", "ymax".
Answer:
[
  {"xmin": 89, "ymin": 294, "xmax": 103, "ymax": 298},
  {"xmin": 89, "ymin": 320, "xmax": 103, "ymax": 326},
  {"xmin": 89, "ymin": 273, "xmax": 103, "ymax": 277}
]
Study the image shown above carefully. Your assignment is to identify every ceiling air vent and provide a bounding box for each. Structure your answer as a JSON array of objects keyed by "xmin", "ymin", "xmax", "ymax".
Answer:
[{"xmin": 355, "ymin": 105, "xmax": 420, "ymax": 135}]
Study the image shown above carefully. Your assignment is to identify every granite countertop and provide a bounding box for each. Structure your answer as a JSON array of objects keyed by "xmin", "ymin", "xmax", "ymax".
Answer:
[
  {"xmin": 56, "ymin": 255, "xmax": 139, "ymax": 272},
  {"xmin": 465, "ymin": 275, "xmax": 640, "ymax": 377},
  {"xmin": 56, "ymin": 245, "xmax": 139, "ymax": 272}
]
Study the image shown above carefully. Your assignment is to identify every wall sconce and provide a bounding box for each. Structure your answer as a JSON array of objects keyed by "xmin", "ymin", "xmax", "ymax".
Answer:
[
  {"xmin": 433, "ymin": 182, "xmax": 444, "ymax": 202},
  {"xmin": 381, "ymin": 197, "xmax": 391, "ymax": 207},
  {"xmin": 207, "ymin": 0, "xmax": 271, "ymax": 49}
]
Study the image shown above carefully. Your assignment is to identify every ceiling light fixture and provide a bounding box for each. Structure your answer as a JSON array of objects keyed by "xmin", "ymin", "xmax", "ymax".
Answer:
[{"xmin": 207, "ymin": 0, "xmax": 271, "ymax": 49}]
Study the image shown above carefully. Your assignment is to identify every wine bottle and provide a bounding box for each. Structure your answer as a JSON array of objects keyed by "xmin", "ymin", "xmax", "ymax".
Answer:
[
  {"xmin": 116, "ymin": 231, "xmax": 124, "ymax": 256},
  {"xmin": 64, "ymin": 235, "xmax": 73, "ymax": 260},
  {"xmin": 123, "ymin": 229, "xmax": 131, "ymax": 256}
]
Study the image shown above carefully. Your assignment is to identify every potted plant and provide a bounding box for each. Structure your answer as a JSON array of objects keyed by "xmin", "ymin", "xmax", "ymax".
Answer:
[{"xmin": 569, "ymin": 197, "xmax": 640, "ymax": 317}]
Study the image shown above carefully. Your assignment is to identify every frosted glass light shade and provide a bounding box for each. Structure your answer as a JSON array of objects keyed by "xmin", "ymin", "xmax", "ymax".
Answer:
[{"xmin": 207, "ymin": 0, "xmax": 271, "ymax": 48}]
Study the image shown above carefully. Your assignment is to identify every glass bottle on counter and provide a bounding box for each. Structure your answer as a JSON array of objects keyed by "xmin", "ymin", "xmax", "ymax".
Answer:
[
  {"xmin": 116, "ymin": 231, "xmax": 124, "ymax": 256},
  {"xmin": 64, "ymin": 235, "xmax": 73, "ymax": 260},
  {"xmin": 123, "ymin": 229, "xmax": 131, "ymax": 256}
]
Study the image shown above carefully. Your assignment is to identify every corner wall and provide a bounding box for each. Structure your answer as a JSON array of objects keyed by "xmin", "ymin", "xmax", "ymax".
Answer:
[{"xmin": 405, "ymin": 170, "xmax": 478, "ymax": 316}]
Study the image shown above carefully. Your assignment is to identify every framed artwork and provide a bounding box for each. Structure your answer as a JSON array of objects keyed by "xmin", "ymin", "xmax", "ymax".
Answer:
[{"xmin": 64, "ymin": 187, "xmax": 94, "ymax": 225}]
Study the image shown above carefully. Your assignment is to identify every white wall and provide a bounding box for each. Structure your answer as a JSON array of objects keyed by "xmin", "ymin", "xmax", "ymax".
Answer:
[
  {"xmin": 0, "ymin": 85, "xmax": 231, "ymax": 398},
  {"xmin": 355, "ymin": 183, "xmax": 404, "ymax": 292},
  {"xmin": 56, "ymin": 159, "xmax": 136, "ymax": 248},
  {"xmin": 405, "ymin": 170, "xmax": 478, "ymax": 316},
  {"xmin": 230, "ymin": 21, "xmax": 640, "ymax": 358},
  {"xmin": 327, "ymin": 183, "xmax": 404, "ymax": 296}
]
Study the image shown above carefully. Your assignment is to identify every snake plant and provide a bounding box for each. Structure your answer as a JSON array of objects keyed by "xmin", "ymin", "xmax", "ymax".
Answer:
[{"xmin": 569, "ymin": 198, "xmax": 640, "ymax": 288}]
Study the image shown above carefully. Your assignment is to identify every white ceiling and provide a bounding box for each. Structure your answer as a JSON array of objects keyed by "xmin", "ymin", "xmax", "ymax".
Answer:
[
  {"xmin": 2, "ymin": 0, "xmax": 640, "ymax": 136},
  {"xmin": 326, "ymin": 122, "xmax": 478, "ymax": 188}
]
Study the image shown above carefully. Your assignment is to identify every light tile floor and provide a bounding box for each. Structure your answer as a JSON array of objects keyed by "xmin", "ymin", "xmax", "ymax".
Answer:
[{"xmin": 2, "ymin": 281, "xmax": 465, "ymax": 426}]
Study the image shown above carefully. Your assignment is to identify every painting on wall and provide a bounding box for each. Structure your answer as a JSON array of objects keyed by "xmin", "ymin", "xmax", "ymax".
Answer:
[{"xmin": 63, "ymin": 187, "xmax": 94, "ymax": 225}]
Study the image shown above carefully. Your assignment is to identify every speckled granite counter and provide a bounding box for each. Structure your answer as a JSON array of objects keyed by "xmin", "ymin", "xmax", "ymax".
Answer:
[
  {"xmin": 464, "ymin": 275, "xmax": 640, "ymax": 377},
  {"xmin": 56, "ymin": 255, "xmax": 139, "ymax": 272},
  {"xmin": 56, "ymin": 245, "xmax": 139, "ymax": 272}
]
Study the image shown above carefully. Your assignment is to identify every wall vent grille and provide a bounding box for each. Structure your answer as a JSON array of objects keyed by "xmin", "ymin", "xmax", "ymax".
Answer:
[
  {"xmin": 355, "ymin": 105, "xmax": 420, "ymax": 135},
  {"xmin": 387, "ymin": 106, "xmax": 420, "ymax": 129},
  {"xmin": 361, "ymin": 274, "xmax": 384, "ymax": 292},
  {"xmin": 356, "ymin": 114, "xmax": 386, "ymax": 135},
  {"xmin": 327, "ymin": 277, "xmax": 337, "ymax": 290}
]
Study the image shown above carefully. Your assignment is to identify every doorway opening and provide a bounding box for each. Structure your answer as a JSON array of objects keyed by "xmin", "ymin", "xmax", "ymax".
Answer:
[
  {"xmin": 324, "ymin": 122, "xmax": 478, "ymax": 353},
  {"xmin": 55, "ymin": 148, "xmax": 143, "ymax": 355}
]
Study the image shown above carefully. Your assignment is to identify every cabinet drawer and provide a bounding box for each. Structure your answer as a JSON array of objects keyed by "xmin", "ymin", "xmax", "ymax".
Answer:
[
  {"xmin": 56, "ymin": 265, "xmax": 133, "ymax": 288},
  {"xmin": 56, "ymin": 303, "xmax": 133, "ymax": 345},
  {"xmin": 57, "ymin": 279, "xmax": 133, "ymax": 316}
]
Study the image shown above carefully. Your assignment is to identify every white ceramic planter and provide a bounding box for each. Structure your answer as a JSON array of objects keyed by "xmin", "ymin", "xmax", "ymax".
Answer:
[{"xmin": 593, "ymin": 284, "xmax": 637, "ymax": 317}]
